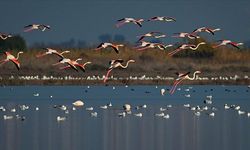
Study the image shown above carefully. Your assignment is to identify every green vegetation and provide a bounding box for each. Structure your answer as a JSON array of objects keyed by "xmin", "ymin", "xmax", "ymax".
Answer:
[{"xmin": 0, "ymin": 35, "xmax": 27, "ymax": 51}]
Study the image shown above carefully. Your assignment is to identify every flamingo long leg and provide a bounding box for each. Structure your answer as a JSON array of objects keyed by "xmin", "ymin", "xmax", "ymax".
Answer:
[
  {"xmin": 36, "ymin": 53, "xmax": 47, "ymax": 58},
  {"xmin": 169, "ymin": 79, "xmax": 184, "ymax": 94},
  {"xmin": 103, "ymin": 69, "xmax": 113, "ymax": 83},
  {"xmin": 115, "ymin": 21, "xmax": 126, "ymax": 28},
  {"xmin": 24, "ymin": 28, "xmax": 34, "ymax": 32},
  {"xmin": 136, "ymin": 46, "xmax": 149, "ymax": 51},
  {"xmin": 59, "ymin": 65, "xmax": 71, "ymax": 70},
  {"xmin": 0, "ymin": 60, "xmax": 8, "ymax": 65},
  {"xmin": 52, "ymin": 62, "xmax": 61, "ymax": 66},
  {"xmin": 168, "ymin": 48, "xmax": 182, "ymax": 56}
]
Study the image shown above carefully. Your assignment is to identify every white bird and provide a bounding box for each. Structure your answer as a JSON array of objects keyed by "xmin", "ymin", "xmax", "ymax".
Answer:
[
  {"xmin": 134, "ymin": 113, "xmax": 143, "ymax": 117},
  {"xmin": 184, "ymin": 104, "xmax": 190, "ymax": 108},
  {"xmin": 238, "ymin": 110, "xmax": 245, "ymax": 115},
  {"xmin": 57, "ymin": 116, "xmax": 66, "ymax": 122},
  {"xmin": 10, "ymin": 108, "xmax": 16, "ymax": 112},
  {"xmin": 155, "ymin": 112, "xmax": 165, "ymax": 117},
  {"xmin": 163, "ymin": 114, "xmax": 170, "ymax": 119},
  {"xmin": 86, "ymin": 107, "xmax": 94, "ymax": 111},
  {"xmin": 108, "ymin": 102, "xmax": 112, "ymax": 107},
  {"xmin": 100, "ymin": 105, "xmax": 108, "ymax": 109},
  {"xmin": 160, "ymin": 107, "xmax": 167, "ymax": 111},
  {"xmin": 235, "ymin": 106, "xmax": 241, "ymax": 110},
  {"xmin": 247, "ymin": 112, "xmax": 250, "ymax": 117},
  {"xmin": 167, "ymin": 105, "xmax": 172, "ymax": 108},
  {"xmin": 123, "ymin": 104, "xmax": 131, "ymax": 112},
  {"xmin": 118, "ymin": 112, "xmax": 126, "ymax": 118},
  {"xmin": 208, "ymin": 112, "xmax": 215, "ymax": 117},
  {"xmin": 33, "ymin": 93, "xmax": 39, "ymax": 97},
  {"xmin": 91, "ymin": 112, "xmax": 98, "ymax": 117},
  {"xmin": 160, "ymin": 88, "xmax": 165, "ymax": 96},
  {"xmin": 3, "ymin": 115, "xmax": 14, "ymax": 120},
  {"xmin": 224, "ymin": 104, "xmax": 230, "ymax": 109},
  {"xmin": 194, "ymin": 111, "xmax": 201, "ymax": 116},
  {"xmin": 72, "ymin": 100, "xmax": 84, "ymax": 107}
]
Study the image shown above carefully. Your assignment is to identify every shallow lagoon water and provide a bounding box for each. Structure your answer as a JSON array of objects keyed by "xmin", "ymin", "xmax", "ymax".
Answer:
[{"xmin": 0, "ymin": 85, "xmax": 250, "ymax": 150}]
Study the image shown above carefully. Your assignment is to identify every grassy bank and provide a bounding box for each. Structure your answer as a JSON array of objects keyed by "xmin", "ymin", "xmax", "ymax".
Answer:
[{"xmin": 0, "ymin": 44, "xmax": 250, "ymax": 85}]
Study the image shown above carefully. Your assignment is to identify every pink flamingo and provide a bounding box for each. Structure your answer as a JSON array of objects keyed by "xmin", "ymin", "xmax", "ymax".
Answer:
[
  {"xmin": 116, "ymin": 18, "xmax": 144, "ymax": 27},
  {"xmin": 36, "ymin": 48, "xmax": 70, "ymax": 58},
  {"xmin": 169, "ymin": 71, "xmax": 201, "ymax": 94},
  {"xmin": 104, "ymin": 59, "xmax": 135, "ymax": 83},
  {"xmin": 148, "ymin": 16, "xmax": 176, "ymax": 22},
  {"xmin": 213, "ymin": 40, "xmax": 243, "ymax": 49},
  {"xmin": 0, "ymin": 51, "xmax": 23, "ymax": 70},
  {"xmin": 24, "ymin": 24, "xmax": 50, "ymax": 32},
  {"xmin": 95, "ymin": 42, "xmax": 124, "ymax": 54},
  {"xmin": 0, "ymin": 33, "xmax": 12, "ymax": 40},
  {"xmin": 168, "ymin": 42, "xmax": 206, "ymax": 56}
]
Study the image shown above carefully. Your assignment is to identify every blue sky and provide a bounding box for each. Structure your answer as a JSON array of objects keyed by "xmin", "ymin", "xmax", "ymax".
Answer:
[{"xmin": 1, "ymin": 0, "xmax": 250, "ymax": 47}]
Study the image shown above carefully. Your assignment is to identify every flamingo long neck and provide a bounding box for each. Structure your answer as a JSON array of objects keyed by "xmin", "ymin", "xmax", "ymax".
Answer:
[
  {"xmin": 83, "ymin": 62, "xmax": 91, "ymax": 66},
  {"xmin": 61, "ymin": 51, "xmax": 69, "ymax": 55},
  {"xmin": 16, "ymin": 52, "xmax": 22, "ymax": 59},
  {"xmin": 119, "ymin": 60, "xmax": 134, "ymax": 68},
  {"xmin": 186, "ymin": 72, "xmax": 199, "ymax": 80},
  {"xmin": 190, "ymin": 43, "xmax": 204, "ymax": 50}
]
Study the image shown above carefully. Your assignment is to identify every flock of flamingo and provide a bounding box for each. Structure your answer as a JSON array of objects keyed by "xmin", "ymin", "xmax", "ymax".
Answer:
[{"xmin": 0, "ymin": 16, "xmax": 244, "ymax": 94}]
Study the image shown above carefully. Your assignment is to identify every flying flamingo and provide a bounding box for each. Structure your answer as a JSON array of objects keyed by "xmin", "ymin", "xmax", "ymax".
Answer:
[
  {"xmin": 172, "ymin": 32, "xmax": 200, "ymax": 39},
  {"xmin": 169, "ymin": 71, "xmax": 201, "ymax": 94},
  {"xmin": 0, "ymin": 51, "xmax": 23, "ymax": 70},
  {"xmin": 36, "ymin": 48, "xmax": 70, "ymax": 58},
  {"xmin": 60, "ymin": 58, "xmax": 92, "ymax": 72},
  {"xmin": 52, "ymin": 58, "xmax": 78, "ymax": 71},
  {"xmin": 213, "ymin": 40, "xmax": 243, "ymax": 49},
  {"xmin": 24, "ymin": 24, "xmax": 50, "ymax": 32},
  {"xmin": 192, "ymin": 27, "xmax": 221, "ymax": 35},
  {"xmin": 0, "ymin": 33, "xmax": 12, "ymax": 40},
  {"xmin": 116, "ymin": 18, "xmax": 144, "ymax": 27},
  {"xmin": 136, "ymin": 42, "xmax": 172, "ymax": 51},
  {"xmin": 147, "ymin": 16, "xmax": 176, "ymax": 22},
  {"xmin": 168, "ymin": 42, "xmax": 206, "ymax": 56},
  {"xmin": 95, "ymin": 42, "xmax": 124, "ymax": 54},
  {"xmin": 104, "ymin": 59, "xmax": 135, "ymax": 83},
  {"xmin": 137, "ymin": 32, "xmax": 166, "ymax": 41}
]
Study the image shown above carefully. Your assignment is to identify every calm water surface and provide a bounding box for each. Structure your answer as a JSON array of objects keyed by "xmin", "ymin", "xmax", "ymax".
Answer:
[{"xmin": 0, "ymin": 85, "xmax": 250, "ymax": 150}]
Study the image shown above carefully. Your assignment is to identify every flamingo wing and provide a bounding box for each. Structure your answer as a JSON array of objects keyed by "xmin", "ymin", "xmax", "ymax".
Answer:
[
  {"xmin": 135, "ymin": 21, "xmax": 142, "ymax": 27},
  {"xmin": 75, "ymin": 64, "xmax": 86, "ymax": 72},
  {"xmin": 110, "ymin": 45, "xmax": 119, "ymax": 54},
  {"xmin": 67, "ymin": 62, "xmax": 78, "ymax": 72},
  {"xmin": 229, "ymin": 42, "xmax": 240, "ymax": 49},
  {"xmin": 10, "ymin": 59, "xmax": 20, "ymax": 70}
]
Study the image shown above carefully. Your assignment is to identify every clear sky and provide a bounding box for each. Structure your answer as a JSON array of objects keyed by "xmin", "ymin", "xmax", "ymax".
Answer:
[{"xmin": 1, "ymin": 0, "xmax": 250, "ymax": 47}]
